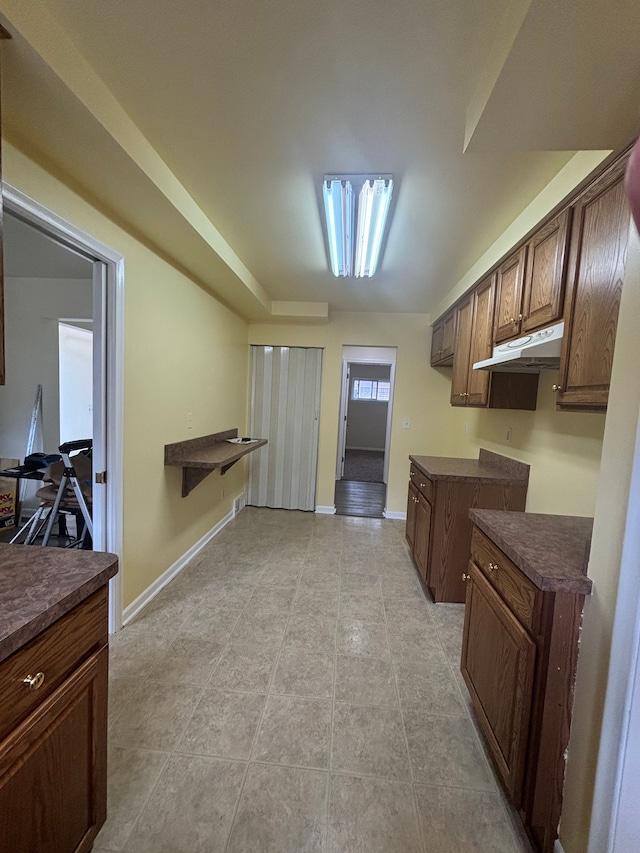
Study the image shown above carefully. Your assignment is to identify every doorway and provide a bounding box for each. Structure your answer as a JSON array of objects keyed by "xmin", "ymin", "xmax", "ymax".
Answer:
[
  {"xmin": 2, "ymin": 185, "xmax": 124, "ymax": 632},
  {"xmin": 334, "ymin": 345, "xmax": 396, "ymax": 518}
]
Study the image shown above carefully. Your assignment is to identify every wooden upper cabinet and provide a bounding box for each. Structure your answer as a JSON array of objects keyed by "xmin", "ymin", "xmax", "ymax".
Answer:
[
  {"xmin": 521, "ymin": 209, "xmax": 570, "ymax": 333},
  {"xmin": 450, "ymin": 277, "xmax": 537, "ymax": 411},
  {"xmin": 557, "ymin": 155, "xmax": 630, "ymax": 411},
  {"xmin": 467, "ymin": 274, "xmax": 495, "ymax": 406},
  {"xmin": 450, "ymin": 295, "xmax": 473, "ymax": 405},
  {"xmin": 430, "ymin": 308, "xmax": 455, "ymax": 366},
  {"xmin": 494, "ymin": 246, "xmax": 526, "ymax": 343}
]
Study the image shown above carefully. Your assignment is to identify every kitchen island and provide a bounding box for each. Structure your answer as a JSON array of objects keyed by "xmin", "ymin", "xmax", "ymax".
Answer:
[{"xmin": 0, "ymin": 543, "xmax": 118, "ymax": 852}]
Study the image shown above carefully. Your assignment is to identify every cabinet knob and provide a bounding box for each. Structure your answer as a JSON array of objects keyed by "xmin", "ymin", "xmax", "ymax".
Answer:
[
  {"xmin": 552, "ymin": 384, "xmax": 562, "ymax": 392},
  {"xmin": 462, "ymin": 573, "xmax": 471, "ymax": 582},
  {"xmin": 23, "ymin": 672, "xmax": 45, "ymax": 690},
  {"xmin": 509, "ymin": 317, "xmax": 516, "ymax": 323},
  {"xmin": 410, "ymin": 471, "xmax": 414, "ymax": 478},
  {"xmin": 488, "ymin": 561, "xmax": 499, "ymax": 572},
  {"xmin": 518, "ymin": 313, "xmax": 523, "ymax": 320}
]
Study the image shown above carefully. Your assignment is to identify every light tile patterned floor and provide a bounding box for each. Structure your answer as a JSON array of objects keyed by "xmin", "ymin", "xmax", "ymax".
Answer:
[{"xmin": 96, "ymin": 508, "xmax": 533, "ymax": 853}]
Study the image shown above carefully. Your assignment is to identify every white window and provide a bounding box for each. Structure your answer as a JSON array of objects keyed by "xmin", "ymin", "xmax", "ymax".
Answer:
[{"xmin": 352, "ymin": 379, "xmax": 391, "ymax": 401}]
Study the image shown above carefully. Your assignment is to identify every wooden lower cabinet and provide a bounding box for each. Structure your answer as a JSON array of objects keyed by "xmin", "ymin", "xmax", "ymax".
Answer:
[
  {"xmin": 462, "ymin": 526, "xmax": 586, "ymax": 853},
  {"xmin": 0, "ymin": 589, "xmax": 109, "ymax": 853},
  {"xmin": 405, "ymin": 460, "xmax": 527, "ymax": 602},
  {"xmin": 461, "ymin": 564, "xmax": 536, "ymax": 805}
]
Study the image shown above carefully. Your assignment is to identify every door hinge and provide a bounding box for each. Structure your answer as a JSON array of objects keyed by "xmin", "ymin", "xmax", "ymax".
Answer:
[{"xmin": 95, "ymin": 471, "xmax": 107, "ymax": 485}]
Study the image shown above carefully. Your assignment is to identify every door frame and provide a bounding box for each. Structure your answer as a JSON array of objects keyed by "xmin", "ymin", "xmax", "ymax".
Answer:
[
  {"xmin": 4, "ymin": 184, "xmax": 125, "ymax": 633},
  {"xmin": 336, "ymin": 345, "xmax": 397, "ymax": 486}
]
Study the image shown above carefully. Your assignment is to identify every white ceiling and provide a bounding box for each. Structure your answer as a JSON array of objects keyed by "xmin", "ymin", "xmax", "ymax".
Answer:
[{"xmin": 0, "ymin": 0, "xmax": 638, "ymax": 319}]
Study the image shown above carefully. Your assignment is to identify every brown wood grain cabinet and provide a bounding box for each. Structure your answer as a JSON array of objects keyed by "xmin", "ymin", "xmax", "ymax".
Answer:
[
  {"xmin": 494, "ymin": 211, "xmax": 570, "ymax": 344},
  {"xmin": 462, "ymin": 514, "xmax": 593, "ymax": 853},
  {"xmin": 521, "ymin": 209, "xmax": 570, "ymax": 333},
  {"xmin": 556, "ymin": 155, "xmax": 631, "ymax": 411},
  {"xmin": 451, "ymin": 276, "xmax": 538, "ymax": 411},
  {"xmin": 494, "ymin": 246, "xmax": 526, "ymax": 344},
  {"xmin": 430, "ymin": 308, "xmax": 455, "ymax": 366},
  {"xmin": 0, "ymin": 587, "xmax": 110, "ymax": 853},
  {"xmin": 462, "ymin": 562, "xmax": 536, "ymax": 804},
  {"xmin": 406, "ymin": 453, "xmax": 528, "ymax": 603}
]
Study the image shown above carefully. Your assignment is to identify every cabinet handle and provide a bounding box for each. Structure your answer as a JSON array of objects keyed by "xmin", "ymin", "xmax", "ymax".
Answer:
[
  {"xmin": 518, "ymin": 313, "xmax": 523, "ymax": 320},
  {"xmin": 462, "ymin": 573, "xmax": 471, "ymax": 582},
  {"xmin": 420, "ymin": 482, "xmax": 426, "ymax": 488},
  {"xmin": 552, "ymin": 384, "xmax": 562, "ymax": 392},
  {"xmin": 488, "ymin": 561, "xmax": 499, "ymax": 572},
  {"xmin": 23, "ymin": 672, "xmax": 45, "ymax": 690},
  {"xmin": 410, "ymin": 471, "xmax": 415, "ymax": 478}
]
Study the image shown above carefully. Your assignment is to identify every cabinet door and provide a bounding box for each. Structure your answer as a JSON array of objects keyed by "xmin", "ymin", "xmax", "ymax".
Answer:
[
  {"xmin": 406, "ymin": 480, "xmax": 418, "ymax": 550},
  {"xmin": 430, "ymin": 319, "xmax": 444, "ymax": 365},
  {"xmin": 461, "ymin": 564, "xmax": 536, "ymax": 805},
  {"xmin": 494, "ymin": 246, "xmax": 526, "ymax": 343},
  {"xmin": 467, "ymin": 274, "xmax": 495, "ymax": 407},
  {"xmin": 557, "ymin": 156, "xmax": 630, "ymax": 411},
  {"xmin": 413, "ymin": 491, "xmax": 432, "ymax": 582},
  {"xmin": 0, "ymin": 647, "xmax": 108, "ymax": 853},
  {"xmin": 521, "ymin": 209, "xmax": 570, "ymax": 333},
  {"xmin": 441, "ymin": 310, "xmax": 455, "ymax": 361},
  {"xmin": 431, "ymin": 310, "xmax": 455, "ymax": 366},
  {"xmin": 450, "ymin": 296, "xmax": 473, "ymax": 406}
]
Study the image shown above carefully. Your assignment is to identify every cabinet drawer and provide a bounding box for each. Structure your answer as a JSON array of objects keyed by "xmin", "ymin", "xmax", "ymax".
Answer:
[
  {"xmin": 0, "ymin": 588, "xmax": 108, "ymax": 742},
  {"xmin": 409, "ymin": 465, "xmax": 434, "ymax": 503},
  {"xmin": 471, "ymin": 528, "xmax": 539, "ymax": 633}
]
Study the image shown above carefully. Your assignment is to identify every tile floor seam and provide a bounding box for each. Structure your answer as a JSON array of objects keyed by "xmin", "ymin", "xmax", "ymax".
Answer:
[
  {"xmin": 325, "ymin": 546, "xmax": 343, "ymax": 853},
  {"xmin": 222, "ymin": 527, "xmax": 310, "ymax": 853},
  {"xmin": 112, "ymin": 747, "xmax": 172, "ymax": 852},
  {"xmin": 385, "ymin": 562, "xmax": 428, "ymax": 853}
]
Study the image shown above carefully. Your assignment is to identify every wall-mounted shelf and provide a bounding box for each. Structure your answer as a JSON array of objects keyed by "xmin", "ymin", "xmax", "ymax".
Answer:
[{"xmin": 164, "ymin": 428, "xmax": 267, "ymax": 497}]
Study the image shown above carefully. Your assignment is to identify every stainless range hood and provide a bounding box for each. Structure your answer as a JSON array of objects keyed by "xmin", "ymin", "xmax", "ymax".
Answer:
[{"xmin": 473, "ymin": 321, "xmax": 564, "ymax": 373}]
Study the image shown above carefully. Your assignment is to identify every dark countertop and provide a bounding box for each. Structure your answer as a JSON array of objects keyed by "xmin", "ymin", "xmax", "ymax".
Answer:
[
  {"xmin": 409, "ymin": 448, "xmax": 529, "ymax": 484},
  {"xmin": 469, "ymin": 509, "xmax": 593, "ymax": 594},
  {"xmin": 0, "ymin": 544, "xmax": 118, "ymax": 664}
]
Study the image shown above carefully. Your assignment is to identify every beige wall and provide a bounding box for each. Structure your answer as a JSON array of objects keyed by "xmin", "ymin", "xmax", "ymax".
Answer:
[
  {"xmin": 5, "ymin": 143, "xmax": 250, "ymax": 606},
  {"xmin": 249, "ymin": 312, "xmax": 449, "ymax": 514}
]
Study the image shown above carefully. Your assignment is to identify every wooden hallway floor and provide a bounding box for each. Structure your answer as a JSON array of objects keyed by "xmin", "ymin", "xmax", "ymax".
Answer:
[{"xmin": 334, "ymin": 480, "xmax": 386, "ymax": 518}]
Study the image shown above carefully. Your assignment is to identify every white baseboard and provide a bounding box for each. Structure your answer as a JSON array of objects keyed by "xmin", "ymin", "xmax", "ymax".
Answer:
[
  {"xmin": 122, "ymin": 501, "xmax": 238, "ymax": 627},
  {"xmin": 315, "ymin": 505, "xmax": 336, "ymax": 514},
  {"xmin": 384, "ymin": 510, "xmax": 406, "ymax": 520},
  {"xmin": 554, "ymin": 841, "xmax": 566, "ymax": 853}
]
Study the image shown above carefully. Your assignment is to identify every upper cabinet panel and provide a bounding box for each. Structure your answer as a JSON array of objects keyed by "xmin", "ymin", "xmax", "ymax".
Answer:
[
  {"xmin": 556, "ymin": 156, "xmax": 630, "ymax": 411},
  {"xmin": 521, "ymin": 209, "xmax": 570, "ymax": 333},
  {"xmin": 431, "ymin": 308, "xmax": 455, "ymax": 366},
  {"xmin": 494, "ymin": 247, "xmax": 526, "ymax": 343}
]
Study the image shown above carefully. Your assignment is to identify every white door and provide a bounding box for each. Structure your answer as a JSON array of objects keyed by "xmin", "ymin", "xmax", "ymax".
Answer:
[{"xmin": 248, "ymin": 346, "xmax": 323, "ymax": 511}]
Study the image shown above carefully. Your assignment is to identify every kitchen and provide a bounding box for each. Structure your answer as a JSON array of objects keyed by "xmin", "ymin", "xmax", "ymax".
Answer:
[{"xmin": 0, "ymin": 2, "xmax": 640, "ymax": 853}]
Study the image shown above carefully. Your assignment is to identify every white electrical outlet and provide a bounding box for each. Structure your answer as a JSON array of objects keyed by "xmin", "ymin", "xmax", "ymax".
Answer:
[
  {"xmin": 187, "ymin": 411, "xmax": 193, "ymax": 430},
  {"xmin": 506, "ymin": 427, "xmax": 512, "ymax": 443},
  {"xmin": 403, "ymin": 418, "xmax": 411, "ymax": 429},
  {"xmin": 464, "ymin": 423, "xmax": 468, "ymax": 435}
]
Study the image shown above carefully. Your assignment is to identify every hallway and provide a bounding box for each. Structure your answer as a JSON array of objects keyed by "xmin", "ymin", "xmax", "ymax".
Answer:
[{"xmin": 97, "ymin": 508, "xmax": 530, "ymax": 852}]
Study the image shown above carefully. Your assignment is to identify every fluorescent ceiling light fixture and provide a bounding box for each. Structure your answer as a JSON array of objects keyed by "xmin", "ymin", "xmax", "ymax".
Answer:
[{"xmin": 322, "ymin": 174, "xmax": 393, "ymax": 278}]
